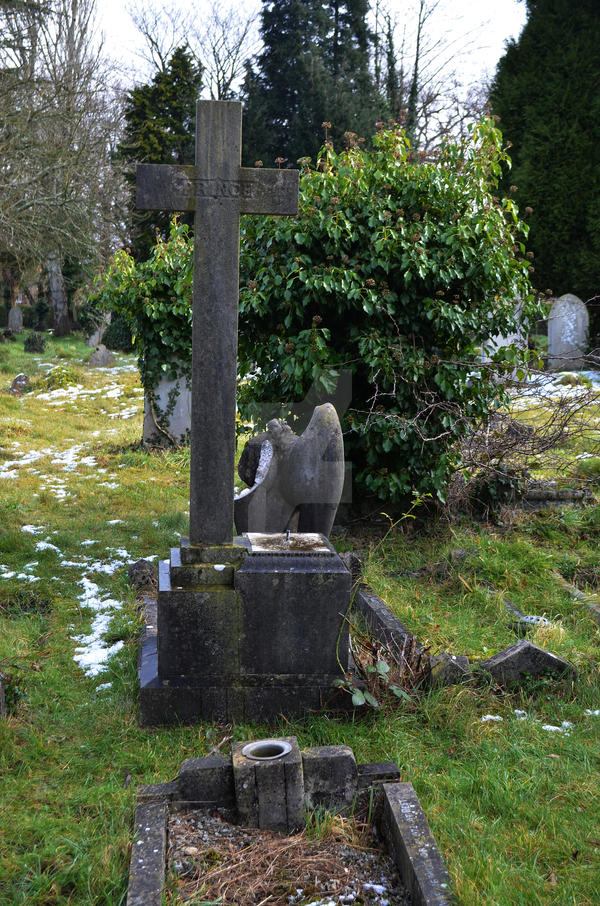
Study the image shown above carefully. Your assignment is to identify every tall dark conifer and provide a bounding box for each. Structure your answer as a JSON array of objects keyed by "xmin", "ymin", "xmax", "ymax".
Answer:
[
  {"xmin": 242, "ymin": 0, "xmax": 378, "ymax": 166},
  {"xmin": 119, "ymin": 47, "xmax": 203, "ymax": 259},
  {"xmin": 489, "ymin": 0, "xmax": 600, "ymax": 333}
]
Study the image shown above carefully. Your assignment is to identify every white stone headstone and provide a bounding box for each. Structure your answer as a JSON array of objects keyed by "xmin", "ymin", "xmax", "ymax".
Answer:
[
  {"xmin": 8, "ymin": 305, "xmax": 23, "ymax": 334},
  {"xmin": 547, "ymin": 293, "xmax": 589, "ymax": 371},
  {"xmin": 143, "ymin": 372, "xmax": 192, "ymax": 446}
]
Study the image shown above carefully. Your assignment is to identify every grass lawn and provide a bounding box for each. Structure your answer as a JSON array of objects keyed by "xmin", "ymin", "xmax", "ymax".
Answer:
[{"xmin": 0, "ymin": 333, "xmax": 599, "ymax": 906}]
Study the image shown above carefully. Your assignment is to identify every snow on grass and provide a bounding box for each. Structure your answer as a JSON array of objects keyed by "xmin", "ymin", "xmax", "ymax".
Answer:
[
  {"xmin": 35, "ymin": 540, "xmax": 63, "ymax": 554},
  {"xmin": 72, "ymin": 575, "xmax": 126, "ymax": 677},
  {"xmin": 541, "ymin": 722, "xmax": 573, "ymax": 734},
  {"xmin": 511, "ymin": 369, "xmax": 600, "ymax": 409},
  {"xmin": 481, "ymin": 715, "xmax": 503, "ymax": 722},
  {"xmin": 21, "ymin": 525, "xmax": 45, "ymax": 534}
]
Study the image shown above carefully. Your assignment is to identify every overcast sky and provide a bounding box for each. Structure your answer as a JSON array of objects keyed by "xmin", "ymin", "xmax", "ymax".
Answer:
[{"xmin": 96, "ymin": 0, "xmax": 527, "ymax": 89}]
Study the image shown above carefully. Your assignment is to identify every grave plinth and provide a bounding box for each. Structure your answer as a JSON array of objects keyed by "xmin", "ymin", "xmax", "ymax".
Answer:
[{"xmin": 139, "ymin": 534, "xmax": 350, "ymax": 725}]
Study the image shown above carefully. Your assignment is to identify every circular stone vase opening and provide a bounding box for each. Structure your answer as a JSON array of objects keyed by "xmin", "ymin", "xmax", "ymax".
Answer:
[{"xmin": 241, "ymin": 739, "xmax": 292, "ymax": 761}]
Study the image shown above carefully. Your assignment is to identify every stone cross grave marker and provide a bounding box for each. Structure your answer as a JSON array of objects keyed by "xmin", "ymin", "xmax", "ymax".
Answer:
[{"xmin": 137, "ymin": 100, "xmax": 299, "ymax": 546}]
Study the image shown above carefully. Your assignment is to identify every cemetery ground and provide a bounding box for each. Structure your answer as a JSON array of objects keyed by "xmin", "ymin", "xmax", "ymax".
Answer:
[{"xmin": 0, "ymin": 334, "xmax": 599, "ymax": 906}]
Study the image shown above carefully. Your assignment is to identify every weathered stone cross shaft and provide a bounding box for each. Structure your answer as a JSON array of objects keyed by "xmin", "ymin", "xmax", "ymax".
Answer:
[{"xmin": 137, "ymin": 100, "xmax": 298, "ymax": 546}]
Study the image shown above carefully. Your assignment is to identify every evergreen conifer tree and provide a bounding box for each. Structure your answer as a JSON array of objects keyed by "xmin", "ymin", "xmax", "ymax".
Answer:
[
  {"xmin": 490, "ymin": 0, "xmax": 600, "ymax": 334},
  {"xmin": 242, "ymin": 0, "xmax": 379, "ymax": 166},
  {"xmin": 119, "ymin": 47, "xmax": 203, "ymax": 259}
]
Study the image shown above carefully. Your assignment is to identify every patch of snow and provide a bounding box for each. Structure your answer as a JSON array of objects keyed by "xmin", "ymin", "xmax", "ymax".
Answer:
[
  {"xmin": 541, "ymin": 721, "xmax": 573, "ymax": 733},
  {"xmin": 21, "ymin": 525, "xmax": 45, "ymax": 534},
  {"xmin": 35, "ymin": 541, "xmax": 62, "ymax": 554},
  {"xmin": 107, "ymin": 518, "xmax": 124, "ymax": 525},
  {"xmin": 584, "ymin": 709, "xmax": 600, "ymax": 716},
  {"xmin": 81, "ymin": 540, "xmax": 98, "ymax": 546},
  {"xmin": 514, "ymin": 710, "xmax": 528, "ymax": 720},
  {"xmin": 481, "ymin": 715, "xmax": 503, "ymax": 722}
]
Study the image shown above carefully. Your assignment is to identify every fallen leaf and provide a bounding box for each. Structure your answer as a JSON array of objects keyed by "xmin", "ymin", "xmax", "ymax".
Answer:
[{"xmin": 547, "ymin": 870, "xmax": 557, "ymax": 885}]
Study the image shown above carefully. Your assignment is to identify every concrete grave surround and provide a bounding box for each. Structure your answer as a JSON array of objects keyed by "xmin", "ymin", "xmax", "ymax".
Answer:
[
  {"xmin": 234, "ymin": 402, "xmax": 345, "ymax": 537},
  {"xmin": 7, "ymin": 305, "xmax": 23, "ymax": 334},
  {"xmin": 142, "ymin": 372, "xmax": 191, "ymax": 446},
  {"xmin": 548, "ymin": 293, "xmax": 589, "ymax": 371},
  {"xmin": 126, "ymin": 740, "xmax": 453, "ymax": 906}
]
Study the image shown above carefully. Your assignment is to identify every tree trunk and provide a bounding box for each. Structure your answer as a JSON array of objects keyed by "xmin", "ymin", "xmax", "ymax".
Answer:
[{"xmin": 46, "ymin": 253, "xmax": 70, "ymax": 336}]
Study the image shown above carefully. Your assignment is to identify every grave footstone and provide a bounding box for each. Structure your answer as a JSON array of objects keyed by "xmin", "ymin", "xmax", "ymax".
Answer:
[
  {"xmin": 136, "ymin": 100, "xmax": 351, "ymax": 725},
  {"xmin": 548, "ymin": 293, "xmax": 589, "ymax": 371},
  {"xmin": 7, "ymin": 305, "xmax": 23, "ymax": 334}
]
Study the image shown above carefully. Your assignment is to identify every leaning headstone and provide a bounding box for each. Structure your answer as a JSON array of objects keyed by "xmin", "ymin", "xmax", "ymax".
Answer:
[
  {"xmin": 547, "ymin": 293, "xmax": 589, "ymax": 371},
  {"xmin": 7, "ymin": 305, "xmax": 23, "ymax": 334},
  {"xmin": 88, "ymin": 344, "xmax": 115, "ymax": 367}
]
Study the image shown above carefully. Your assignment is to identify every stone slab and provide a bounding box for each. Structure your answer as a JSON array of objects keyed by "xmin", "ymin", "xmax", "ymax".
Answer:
[
  {"xmin": 169, "ymin": 546, "xmax": 234, "ymax": 586},
  {"xmin": 139, "ymin": 625, "xmax": 341, "ymax": 724},
  {"xmin": 157, "ymin": 559, "xmax": 241, "ymax": 676},
  {"xmin": 429, "ymin": 654, "xmax": 471, "ymax": 688},
  {"xmin": 354, "ymin": 584, "xmax": 413, "ymax": 647},
  {"xmin": 302, "ymin": 745, "xmax": 358, "ymax": 811},
  {"xmin": 178, "ymin": 754, "xmax": 235, "ymax": 807},
  {"xmin": 143, "ymin": 373, "xmax": 191, "ymax": 445},
  {"xmin": 126, "ymin": 800, "xmax": 168, "ymax": 906},
  {"xmin": 381, "ymin": 783, "xmax": 452, "ymax": 906},
  {"xmin": 235, "ymin": 552, "xmax": 350, "ymax": 675},
  {"xmin": 357, "ymin": 762, "xmax": 402, "ymax": 790},
  {"xmin": 179, "ymin": 536, "xmax": 249, "ymax": 566},
  {"xmin": 478, "ymin": 640, "xmax": 575, "ymax": 685}
]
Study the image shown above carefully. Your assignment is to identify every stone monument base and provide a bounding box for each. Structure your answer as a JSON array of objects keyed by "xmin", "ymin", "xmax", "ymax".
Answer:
[{"xmin": 139, "ymin": 534, "xmax": 351, "ymax": 726}]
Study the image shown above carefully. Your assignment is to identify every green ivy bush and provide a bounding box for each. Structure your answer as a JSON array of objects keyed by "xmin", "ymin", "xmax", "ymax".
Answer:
[
  {"xmin": 102, "ymin": 315, "xmax": 133, "ymax": 352},
  {"xmin": 238, "ymin": 118, "xmax": 543, "ymax": 503},
  {"xmin": 90, "ymin": 219, "xmax": 193, "ymax": 391}
]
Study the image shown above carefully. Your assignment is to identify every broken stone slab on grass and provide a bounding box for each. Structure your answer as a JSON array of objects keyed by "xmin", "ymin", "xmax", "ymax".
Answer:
[
  {"xmin": 429, "ymin": 653, "xmax": 471, "ymax": 688},
  {"xmin": 477, "ymin": 640, "xmax": 575, "ymax": 685}
]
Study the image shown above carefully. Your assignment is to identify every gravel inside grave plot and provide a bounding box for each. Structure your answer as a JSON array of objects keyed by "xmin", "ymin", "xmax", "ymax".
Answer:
[{"xmin": 168, "ymin": 809, "xmax": 410, "ymax": 905}]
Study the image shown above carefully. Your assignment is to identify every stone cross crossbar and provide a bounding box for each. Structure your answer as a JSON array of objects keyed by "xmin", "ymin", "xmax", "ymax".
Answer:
[{"xmin": 136, "ymin": 100, "xmax": 299, "ymax": 546}]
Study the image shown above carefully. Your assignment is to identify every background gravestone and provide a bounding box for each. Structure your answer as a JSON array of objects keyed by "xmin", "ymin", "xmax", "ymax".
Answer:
[
  {"xmin": 142, "ymin": 373, "xmax": 191, "ymax": 446},
  {"xmin": 8, "ymin": 306, "xmax": 23, "ymax": 334},
  {"xmin": 547, "ymin": 293, "xmax": 589, "ymax": 371}
]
